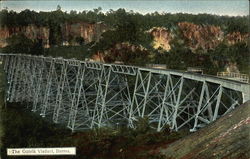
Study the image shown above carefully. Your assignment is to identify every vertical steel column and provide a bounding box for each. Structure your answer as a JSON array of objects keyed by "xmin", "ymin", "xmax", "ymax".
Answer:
[
  {"xmin": 91, "ymin": 65, "xmax": 132, "ymax": 128},
  {"xmin": 129, "ymin": 70, "xmax": 150, "ymax": 128},
  {"xmin": 10, "ymin": 55, "xmax": 23, "ymax": 102},
  {"xmin": 191, "ymin": 81, "xmax": 206, "ymax": 132},
  {"xmin": 76, "ymin": 66, "xmax": 103, "ymax": 129},
  {"xmin": 141, "ymin": 72, "xmax": 152, "ymax": 117},
  {"xmin": 21, "ymin": 56, "xmax": 35, "ymax": 106},
  {"xmin": 128, "ymin": 69, "xmax": 139, "ymax": 128},
  {"xmin": 6, "ymin": 55, "xmax": 17, "ymax": 101},
  {"xmin": 212, "ymin": 85, "xmax": 223, "ymax": 121},
  {"xmin": 205, "ymin": 83, "xmax": 213, "ymax": 121},
  {"xmin": 3, "ymin": 55, "xmax": 10, "ymax": 72},
  {"xmin": 15, "ymin": 56, "xmax": 27, "ymax": 102},
  {"xmin": 25, "ymin": 57, "xmax": 35, "ymax": 105},
  {"xmin": 41, "ymin": 59, "xmax": 55, "ymax": 117},
  {"xmin": 158, "ymin": 75, "xmax": 181, "ymax": 131},
  {"xmin": 54, "ymin": 60, "xmax": 80, "ymax": 124},
  {"xmin": 171, "ymin": 77, "xmax": 184, "ymax": 131},
  {"xmin": 191, "ymin": 83, "xmax": 221, "ymax": 131},
  {"xmin": 67, "ymin": 63, "xmax": 86, "ymax": 131},
  {"xmin": 91, "ymin": 66, "xmax": 112, "ymax": 128},
  {"xmin": 157, "ymin": 75, "xmax": 170, "ymax": 131},
  {"xmin": 32, "ymin": 58, "xmax": 46, "ymax": 112},
  {"xmin": 129, "ymin": 70, "xmax": 168, "ymax": 130},
  {"xmin": 53, "ymin": 60, "xmax": 68, "ymax": 123}
]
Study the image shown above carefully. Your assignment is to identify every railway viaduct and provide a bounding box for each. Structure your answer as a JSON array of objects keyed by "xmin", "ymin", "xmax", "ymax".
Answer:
[{"xmin": 0, "ymin": 53, "xmax": 249, "ymax": 132}]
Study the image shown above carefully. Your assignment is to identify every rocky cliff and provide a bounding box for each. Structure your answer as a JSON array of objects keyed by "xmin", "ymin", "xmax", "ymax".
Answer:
[
  {"xmin": 0, "ymin": 21, "xmax": 248, "ymax": 55},
  {"xmin": 148, "ymin": 22, "xmax": 224, "ymax": 52},
  {"xmin": 93, "ymin": 22, "xmax": 248, "ymax": 63},
  {"xmin": 92, "ymin": 42, "xmax": 148, "ymax": 63},
  {"xmin": 0, "ymin": 25, "xmax": 50, "ymax": 48},
  {"xmin": 148, "ymin": 27, "xmax": 172, "ymax": 51},
  {"xmin": 61, "ymin": 22, "xmax": 108, "ymax": 46},
  {"xmin": 225, "ymin": 31, "xmax": 249, "ymax": 45},
  {"xmin": 149, "ymin": 22, "xmax": 249, "ymax": 53},
  {"xmin": 0, "ymin": 22, "xmax": 108, "ymax": 48},
  {"xmin": 178, "ymin": 22, "xmax": 224, "ymax": 52}
]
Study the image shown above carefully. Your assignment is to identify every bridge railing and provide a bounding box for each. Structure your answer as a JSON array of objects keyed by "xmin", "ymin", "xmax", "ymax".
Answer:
[
  {"xmin": 146, "ymin": 64, "xmax": 167, "ymax": 69},
  {"xmin": 217, "ymin": 72, "xmax": 249, "ymax": 83},
  {"xmin": 187, "ymin": 67, "xmax": 203, "ymax": 74}
]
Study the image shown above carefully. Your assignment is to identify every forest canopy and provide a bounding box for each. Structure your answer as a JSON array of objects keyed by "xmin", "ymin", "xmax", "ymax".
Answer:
[{"xmin": 0, "ymin": 8, "xmax": 249, "ymax": 33}]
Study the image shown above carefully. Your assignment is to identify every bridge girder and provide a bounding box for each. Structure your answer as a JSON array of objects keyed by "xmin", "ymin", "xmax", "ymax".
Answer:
[{"xmin": 0, "ymin": 53, "xmax": 249, "ymax": 132}]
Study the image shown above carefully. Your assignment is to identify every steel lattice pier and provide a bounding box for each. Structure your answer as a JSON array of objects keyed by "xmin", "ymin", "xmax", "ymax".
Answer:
[{"xmin": 1, "ymin": 54, "xmax": 249, "ymax": 132}]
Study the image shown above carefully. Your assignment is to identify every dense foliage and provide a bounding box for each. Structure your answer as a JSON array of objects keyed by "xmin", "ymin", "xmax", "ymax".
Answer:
[
  {"xmin": 0, "ymin": 8, "xmax": 249, "ymax": 75},
  {"xmin": 0, "ymin": 8, "xmax": 248, "ymax": 33},
  {"xmin": 0, "ymin": 33, "xmax": 44, "ymax": 55}
]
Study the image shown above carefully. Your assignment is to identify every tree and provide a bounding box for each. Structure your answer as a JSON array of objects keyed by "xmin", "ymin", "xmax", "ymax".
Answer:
[
  {"xmin": 93, "ymin": 7, "xmax": 102, "ymax": 14},
  {"xmin": 2, "ymin": 33, "xmax": 43, "ymax": 55},
  {"xmin": 5, "ymin": 34, "xmax": 34, "ymax": 53},
  {"xmin": 75, "ymin": 36, "xmax": 85, "ymax": 45},
  {"xmin": 56, "ymin": 5, "xmax": 62, "ymax": 11}
]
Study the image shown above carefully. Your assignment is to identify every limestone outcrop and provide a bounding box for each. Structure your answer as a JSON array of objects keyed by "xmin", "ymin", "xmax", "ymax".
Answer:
[
  {"xmin": 0, "ymin": 22, "xmax": 108, "ymax": 48},
  {"xmin": 0, "ymin": 25, "xmax": 50, "ymax": 48},
  {"xmin": 148, "ymin": 22, "xmax": 248, "ymax": 53},
  {"xmin": 148, "ymin": 27, "xmax": 172, "ymax": 51},
  {"xmin": 61, "ymin": 22, "xmax": 108, "ymax": 46},
  {"xmin": 177, "ymin": 22, "xmax": 224, "ymax": 52},
  {"xmin": 225, "ymin": 31, "xmax": 249, "ymax": 45}
]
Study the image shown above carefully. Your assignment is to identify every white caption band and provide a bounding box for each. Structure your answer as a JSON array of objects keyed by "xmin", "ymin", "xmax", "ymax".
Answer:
[{"xmin": 7, "ymin": 147, "xmax": 76, "ymax": 156}]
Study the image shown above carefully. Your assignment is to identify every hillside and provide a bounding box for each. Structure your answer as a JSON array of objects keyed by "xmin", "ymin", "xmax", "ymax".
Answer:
[
  {"xmin": 156, "ymin": 101, "xmax": 250, "ymax": 159},
  {"xmin": 0, "ymin": 21, "xmax": 248, "ymax": 52},
  {"xmin": 0, "ymin": 22, "xmax": 107, "ymax": 48},
  {"xmin": 0, "ymin": 9, "xmax": 249, "ymax": 75},
  {"xmin": 0, "ymin": 8, "xmax": 248, "ymax": 50}
]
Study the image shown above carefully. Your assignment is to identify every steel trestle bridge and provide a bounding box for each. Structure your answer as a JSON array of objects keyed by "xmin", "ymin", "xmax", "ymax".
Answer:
[{"xmin": 0, "ymin": 53, "xmax": 249, "ymax": 132}]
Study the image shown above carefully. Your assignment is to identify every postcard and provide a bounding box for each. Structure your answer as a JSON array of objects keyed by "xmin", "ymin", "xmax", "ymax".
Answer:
[{"xmin": 0, "ymin": 0, "xmax": 249, "ymax": 159}]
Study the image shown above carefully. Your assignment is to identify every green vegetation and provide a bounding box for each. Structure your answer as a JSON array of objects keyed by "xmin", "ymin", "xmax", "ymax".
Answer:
[
  {"xmin": 0, "ymin": 33, "xmax": 44, "ymax": 55},
  {"xmin": 151, "ymin": 41, "xmax": 249, "ymax": 75},
  {"xmin": 44, "ymin": 45, "xmax": 90, "ymax": 60},
  {"xmin": 0, "ymin": 103, "xmax": 72, "ymax": 159},
  {"xmin": 0, "ymin": 8, "xmax": 248, "ymax": 33},
  {"xmin": 0, "ymin": 63, "xmax": 6, "ymax": 150},
  {"xmin": 0, "ymin": 8, "xmax": 249, "ymax": 75},
  {"xmin": 209, "ymin": 42, "xmax": 250, "ymax": 75},
  {"xmin": 0, "ymin": 103, "xmax": 189, "ymax": 159}
]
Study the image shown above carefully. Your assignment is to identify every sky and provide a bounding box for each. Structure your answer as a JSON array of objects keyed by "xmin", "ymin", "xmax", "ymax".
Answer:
[{"xmin": 0, "ymin": 0, "xmax": 249, "ymax": 17}]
